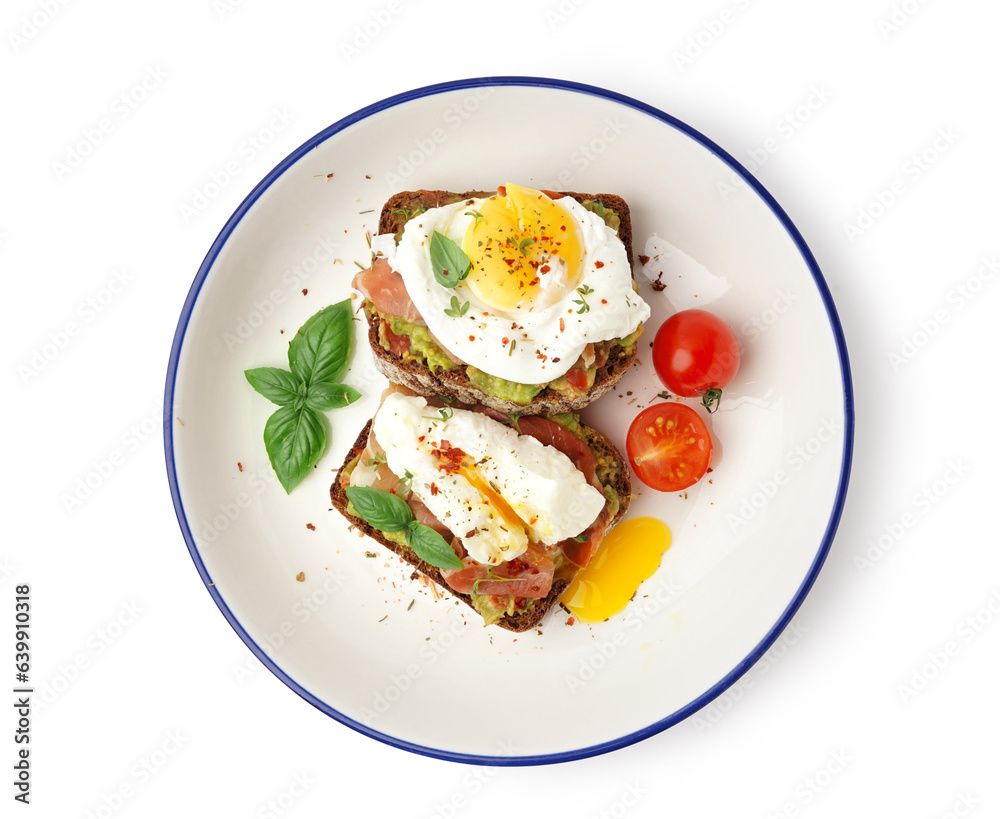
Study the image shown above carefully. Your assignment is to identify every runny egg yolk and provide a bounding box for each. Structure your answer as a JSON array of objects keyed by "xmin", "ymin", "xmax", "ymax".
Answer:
[
  {"xmin": 459, "ymin": 464, "xmax": 528, "ymax": 545},
  {"xmin": 561, "ymin": 517, "xmax": 672, "ymax": 622},
  {"xmin": 461, "ymin": 184, "xmax": 583, "ymax": 311}
]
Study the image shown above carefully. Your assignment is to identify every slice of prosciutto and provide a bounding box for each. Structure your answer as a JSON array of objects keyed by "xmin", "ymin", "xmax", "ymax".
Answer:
[{"xmin": 353, "ymin": 257, "xmax": 425, "ymax": 326}]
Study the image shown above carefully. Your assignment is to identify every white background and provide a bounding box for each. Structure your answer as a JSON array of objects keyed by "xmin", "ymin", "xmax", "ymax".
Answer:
[{"xmin": 4, "ymin": 0, "xmax": 998, "ymax": 816}]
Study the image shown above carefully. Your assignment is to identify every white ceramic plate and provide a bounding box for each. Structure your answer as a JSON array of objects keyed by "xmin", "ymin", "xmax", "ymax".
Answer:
[{"xmin": 165, "ymin": 77, "xmax": 853, "ymax": 764}]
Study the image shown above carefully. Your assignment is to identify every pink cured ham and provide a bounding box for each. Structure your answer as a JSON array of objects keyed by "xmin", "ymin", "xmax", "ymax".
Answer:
[{"xmin": 353, "ymin": 257, "xmax": 425, "ymax": 326}]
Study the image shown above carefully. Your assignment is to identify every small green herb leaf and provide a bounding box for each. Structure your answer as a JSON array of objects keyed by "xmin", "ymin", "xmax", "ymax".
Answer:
[
  {"xmin": 304, "ymin": 382, "xmax": 361, "ymax": 412},
  {"xmin": 465, "ymin": 210, "xmax": 486, "ymax": 229},
  {"xmin": 345, "ymin": 486, "xmax": 413, "ymax": 533},
  {"xmin": 263, "ymin": 405, "xmax": 326, "ymax": 494},
  {"xmin": 572, "ymin": 533, "xmax": 589, "ymax": 543},
  {"xmin": 444, "ymin": 295, "xmax": 470, "ymax": 318},
  {"xmin": 430, "ymin": 231, "xmax": 472, "ymax": 288},
  {"xmin": 288, "ymin": 300, "xmax": 354, "ymax": 386},
  {"xmin": 573, "ymin": 284, "xmax": 595, "ymax": 314},
  {"xmin": 515, "ymin": 237, "xmax": 535, "ymax": 256},
  {"xmin": 404, "ymin": 521, "xmax": 464, "ymax": 570},
  {"xmin": 245, "ymin": 367, "xmax": 305, "ymax": 406}
]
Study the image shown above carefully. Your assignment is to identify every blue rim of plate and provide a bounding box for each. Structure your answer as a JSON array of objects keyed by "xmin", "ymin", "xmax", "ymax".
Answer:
[{"xmin": 164, "ymin": 75, "xmax": 855, "ymax": 766}]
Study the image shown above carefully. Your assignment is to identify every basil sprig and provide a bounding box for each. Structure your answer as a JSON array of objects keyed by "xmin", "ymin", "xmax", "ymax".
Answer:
[
  {"xmin": 429, "ymin": 231, "xmax": 472, "ymax": 288},
  {"xmin": 344, "ymin": 486, "xmax": 464, "ymax": 571},
  {"xmin": 245, "ymin": 300, "xmax": 360, "ymax": 493}
]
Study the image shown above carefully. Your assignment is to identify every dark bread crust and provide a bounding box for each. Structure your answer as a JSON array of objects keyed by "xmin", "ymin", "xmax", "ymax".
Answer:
[
  {"xmin": 330, "ymin": 416, "xmax": 632, "ymax": 633},
  {"xmin": 378, "ymin": 189, "xmax": 633, "ymax": 265},
  {"xmin": 366, "ymin": 188, "xmax": 640, "ymax": 415}
]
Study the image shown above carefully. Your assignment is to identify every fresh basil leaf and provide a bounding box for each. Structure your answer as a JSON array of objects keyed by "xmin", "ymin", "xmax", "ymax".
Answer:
[
  {"xmin": 263, "ymin": 405, "xmax": 326, "ymax": 494},
  {"xmin": 404, "ymin": 521, "xmax": 464, "ymax": 570},
  {"xmin": 429, "ymin": 231, "xmax": 472, "ymax": 288},
  {"xmin": 304, "ymin": 382, "xmax": 361, "ymax": 412},
  {"xmin": 288, "ymin": 299, "xmax": 354, "ymax": 386},
  {"xmin": 344, "ymin": 486, "xmax": 413, "ymax": 533},
  {"xmin": 244, "ymin": 367, "xmax": 305, "ymax": 406}
]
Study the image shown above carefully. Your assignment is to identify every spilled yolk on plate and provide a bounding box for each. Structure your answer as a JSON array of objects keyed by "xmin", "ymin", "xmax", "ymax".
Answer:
[{"xmin": 561, "ymin": 517, "xmax": 672, "ymax": 622}]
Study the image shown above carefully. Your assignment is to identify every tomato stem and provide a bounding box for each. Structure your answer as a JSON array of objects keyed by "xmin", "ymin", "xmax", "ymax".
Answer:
[{"xmin": 700, "ymin": 388, "xmax": 723, "ymax": 413}]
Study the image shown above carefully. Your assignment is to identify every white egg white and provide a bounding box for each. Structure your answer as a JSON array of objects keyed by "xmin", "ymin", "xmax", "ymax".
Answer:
[
  {"xmin": 366, "ymin": 393, "xmax": 606, "ymax": 566},
  {"xmin": 388, "ymin": 195, "xmax": 650, "ymax": 384}
]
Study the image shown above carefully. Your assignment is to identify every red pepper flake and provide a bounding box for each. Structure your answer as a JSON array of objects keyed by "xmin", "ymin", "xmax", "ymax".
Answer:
[
  {"xmin": 418, "ymin": 435, "xmax": 425, "ymax": 442},
  {"xmin": 302, "ymin": 288, "xmax": 308, "ymax": 295},
  {"xmin": 560, "ymin": 225, "xmax": 566, "ymax": 231},
  {"xmin": 594, "ymin": 261, "xmax": 604, "ymax": 269},
  {"xmin": 638, "ymin": 255, "xmax": 650, "ymax": 265},
  {"xmin": 559, "ymin": 318, "xmax": 565, "ymax": 332},
  {"xmin": 601, "ymin": 298, "xmax": 608, "ymax": 304},
  {"xmin": 465, "ymin": 529, "xmax": 477, "ymax": 538},
  {"xmin": 536, "ymin": 352, "xmax": 548, "ymax": 361},
  {"xmin": 566, "ymin": 616, "xmax": 575, "ymax": 626},
  {"xmin": 431, "ymin": 443, "xmax": 467, "ymax": 473},
  {"xmin": 502, "ymin": 336, "xmax": 510, "ymax": 345},
  {"xmin": 306, "ymin": 523, "xmax": 315, "ymax": 531},
  {"xmin": 430, "ymin": 483, "xmax": 439, "ymax": 496},
  {"xmin": 540, "ymin": 264, "xmax": 551, "ymax": 274},
  {"xmin": 468, "ymin": 335, "xmax": 475, "ymax": 342},
  {"xmin": 365, "ymin": 174, "xmax": 371, "ymax": 179},
  {"xmin": 237, "ymin": 462, "xmax": 243, "ymax": 472}
]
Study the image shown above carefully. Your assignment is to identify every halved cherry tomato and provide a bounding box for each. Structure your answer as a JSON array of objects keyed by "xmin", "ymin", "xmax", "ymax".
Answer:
[
  {"xmin": 626, "ymin": 403, "xmax": 713, "ymax": 492},
  {"xmin": 652, "ymin": 309, "xmax": 740, "ymax": 412}
]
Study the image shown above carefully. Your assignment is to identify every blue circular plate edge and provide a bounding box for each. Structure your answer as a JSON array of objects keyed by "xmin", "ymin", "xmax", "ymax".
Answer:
[{"xmin": 162, "ymin": 74, "xmax": 855, "ymax": 767}]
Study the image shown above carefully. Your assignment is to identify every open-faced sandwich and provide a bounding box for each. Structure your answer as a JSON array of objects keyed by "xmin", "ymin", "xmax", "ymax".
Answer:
[
  {"xmin": 353, "ymin": 184, "xmax": 651, "ymax": 414},
  {"xmin": 330, "ymin": 386, "xmax": 631, "ymax": 631}
]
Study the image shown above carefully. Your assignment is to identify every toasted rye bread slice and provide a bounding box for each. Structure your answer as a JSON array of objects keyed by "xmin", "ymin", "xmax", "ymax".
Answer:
[
  {"xmin": 330, "ymin": 415, "xmax": 632, "ymax": 633},
  {"xmin": 364, "ymin": 188, "xmax": 641, "ymax": 415}
]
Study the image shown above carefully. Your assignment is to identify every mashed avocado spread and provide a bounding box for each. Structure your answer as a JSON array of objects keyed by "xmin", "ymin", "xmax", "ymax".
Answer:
[{"xmin": 371, "ymin": 305, "xmax": 642, "ymax": 405}]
